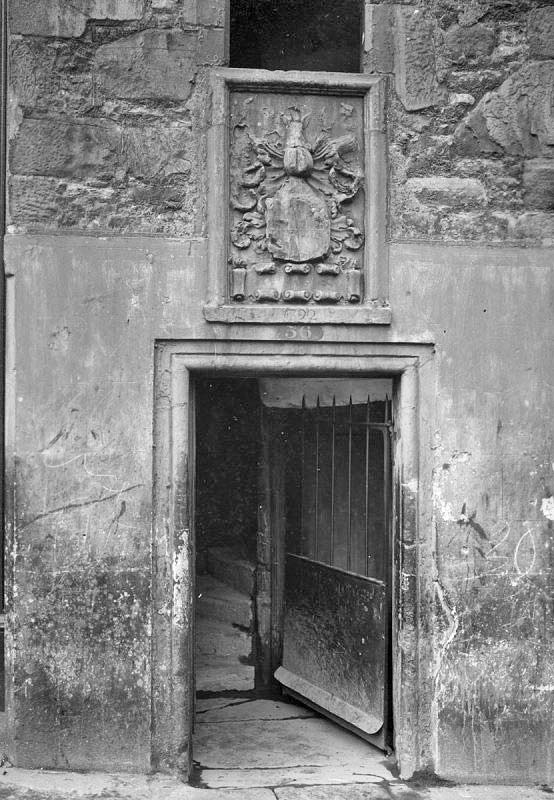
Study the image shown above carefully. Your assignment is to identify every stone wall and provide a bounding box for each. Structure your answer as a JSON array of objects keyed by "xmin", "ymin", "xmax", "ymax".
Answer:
[
  {"xmin": 7, "ymin": 1, "xmax": 554, "ymax": 243},
  {"xmin": 5, "ymin": 0, "xmax": 225, "ymax": 772},
  {"xmin": 364, "ymin": 1, "xmax": 554, "ymax": 244},
  {"xmin": 8, "ymin": 0, "xmax": 225, "ymax": 235},
  {"xmin": 4, "ymin": 0, "xmax": 554, "ymax": 784}
]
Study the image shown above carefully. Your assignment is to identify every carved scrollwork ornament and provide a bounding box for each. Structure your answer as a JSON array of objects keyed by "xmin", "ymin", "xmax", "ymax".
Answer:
[
  {"xmin": 229, "ymin": 103, "xmax": 366, "ymax": 305},
  {"xmin": 231, "ymin": 109, "xmax": 363, "ymax": 251}
]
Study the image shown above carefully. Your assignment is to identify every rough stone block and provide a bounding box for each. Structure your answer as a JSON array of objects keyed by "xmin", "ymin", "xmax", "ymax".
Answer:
[
  {"xmin": 120, "ymin": 121, "xmax": 191, "ymax": 180},
  {"xmin": 444, "ymin": 23, "xmax": 495, "ymax": 64},
  {"xmin": 514, "ymin": 212, "xmax": 554, "ymax": 244},
  {"xmin": 151, "ymin": 0, "xmax": 179, "ymax": 8},
  {"xmin": 10, "ymin": 118, "xmax": 119, "ymax": 179},
  {"xmin": 406, "ymin": 176, "xmax": 487, "ymax": 209},
  {"xmin": 454, "ymin": 62, "xmax": 554, "ymax": 158},
  {"xmin": 8, "ymin": 176, "xmax": 61, "ymax": 228},
  {"xmin": 197, "ymin": 27, "xmax": 226, "ymax": 65},
  {"xmin": 10, "ymin": 39, "xmax": 99, "ymax": 118},
  {"xmin": 9, "ymin": 42, "xmax": 45, "ymax": 108},
  {"xmin": 94, "ymin": 29, "xmax": 198, "ymax": 101},
  {"xmin": 393, "ymin": 7, "xmax": 442, "ymax": 110},
  {"xmin": 523, "ymin": 159, "xmax": 554, "ymax": 211},
  {"xmin": 446, "ymin": 68, "xmax": 505, "ymax": 97},
  {"xmin": 528, "ymin": 6, "xmax": 554, "ymax": 60},
  {"xmin": 363, "ymin": 3, "xmax": 394, "ymax": 73},
  {"xmin": 9, "ymin": 0, "xmax": 87, "ymax": 38},
  {"xmin": 448, "ymin": 92, "xmax": 475, "ymax": 107},
  {"xmin": 197, "ymin": 0, "xmax": 226, "ymax": 27},
  {"xmin": 9, "ymin": 0, "xmax": 144, "ymax": 38},
  {"xmin": 86, "ymin": 0, "xmax": 144, "ymax": 19}
]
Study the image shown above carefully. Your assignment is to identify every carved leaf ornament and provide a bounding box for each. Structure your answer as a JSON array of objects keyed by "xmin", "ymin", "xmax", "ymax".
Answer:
[{"xmin": 230, "ymin": 107, "xmax": 364, "ymax": 304}]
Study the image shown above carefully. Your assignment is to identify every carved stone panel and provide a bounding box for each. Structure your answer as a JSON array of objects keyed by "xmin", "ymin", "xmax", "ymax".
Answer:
[
  {"xmin": 206, "ymin": 70, "xmax": 389, "ymax": 325},
  {"xmin": 229, "ymin": 94, "xmax": 365, "ymax": 306}
]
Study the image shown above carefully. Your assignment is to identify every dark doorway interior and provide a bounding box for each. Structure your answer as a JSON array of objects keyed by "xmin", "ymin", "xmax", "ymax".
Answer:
[
  {"xmin": 193, "ymin": 376, "xmax": 393, "ymax": 750},
  {"xmin": 229, "ymin": 0, "xmax": 363, "ymax": 73},
  {"xmin": 194, "ymin": 377, "xmax": 260, "ymax": 693}
]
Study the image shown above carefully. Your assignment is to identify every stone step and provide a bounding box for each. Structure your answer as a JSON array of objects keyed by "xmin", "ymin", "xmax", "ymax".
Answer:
[
  {"xmin": 207, "ymin": 547, "xmax": 256, "ymax": 597},
  {"xmin": 196, "ymin": 617, "xmax": 252, "ymax": 659},
  {"xmin": 196, "ymin": 659, "xmax": 256, "ymax": 692},
  {"xmin": 196, "ymin": 574, "xmax": 253, "ymax": 629}
]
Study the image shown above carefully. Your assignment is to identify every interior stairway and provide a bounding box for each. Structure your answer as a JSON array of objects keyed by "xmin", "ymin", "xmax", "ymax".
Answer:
[{"xmin": 195, "ymin": 547, "xmax": 256, "ymax": 692}]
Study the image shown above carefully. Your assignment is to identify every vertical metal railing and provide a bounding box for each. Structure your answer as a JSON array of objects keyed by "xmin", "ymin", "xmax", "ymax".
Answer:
[
  {"xmin": 364, "ymin": 394, "xmax": 371, "ymax": 576},
  {"xmin": 314, "ymin": 395, "xmax": 320, "ymax": 562},
  {"xmin": 383, "ymin": 394, "xmax": 392, "ymax": 579},
  {"xmin": 346, "ymin": 396, "xmax": 353, "ymax": 572},
  {"xmin": 300, "ymin": 395, "xmax": 305, "ymax": 556},
  {"xmin": 298, "ymin": 393, "xmax": 392, "ymax": 578},
  {"xmin": 330, "ymin": 396, "xmax": 336, "ymax": 566},
  {"xmin": 0, "ymin": 0, "xmax": 7, "ymax": 714}
]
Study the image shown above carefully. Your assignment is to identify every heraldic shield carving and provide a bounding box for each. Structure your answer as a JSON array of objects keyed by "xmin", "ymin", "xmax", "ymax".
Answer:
[
  {"xmin": 229, "ymin": 92, "xmax": 366, "ymax": 306},
  {"xmin": 205, "ymin": 70, "xmax": 389, "ymax": 324}
]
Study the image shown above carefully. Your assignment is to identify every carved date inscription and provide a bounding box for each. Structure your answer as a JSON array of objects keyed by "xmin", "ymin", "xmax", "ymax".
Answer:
[{"xmin": 229, "ymin": 93, "xmax": 365, "ymax": 306}]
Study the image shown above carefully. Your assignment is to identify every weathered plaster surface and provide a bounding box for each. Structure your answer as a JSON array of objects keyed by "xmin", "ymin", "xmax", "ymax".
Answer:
[
  {"xmin": 390, "ymin": 242, "xmax": 554, "ymax": 784},
  {"xmin": 4, "ymin": 234, "xmax": 552, "ymax": 782},
  {"xmin": 4, "ymin": 235, "xmax": 202, "ymax": 771}
]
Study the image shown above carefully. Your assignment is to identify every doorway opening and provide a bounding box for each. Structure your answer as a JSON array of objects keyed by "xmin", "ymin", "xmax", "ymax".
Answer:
[
  {"xmin": 192, "ymin": 374, "xmax": 394, "ymax": 783},
  {"xmin": 229, "ymin": 0, "xmax": 363, "ymax": 73}
]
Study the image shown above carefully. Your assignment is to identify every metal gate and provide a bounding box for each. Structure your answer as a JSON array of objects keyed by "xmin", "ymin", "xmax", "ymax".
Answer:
[{"xmin": 275, "ymin": 393, "xmax": 393, "ymax": 747}]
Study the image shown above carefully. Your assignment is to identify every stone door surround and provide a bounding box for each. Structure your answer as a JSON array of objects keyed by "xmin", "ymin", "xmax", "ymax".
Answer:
[{"xmin": 152, "ymin": 339, "xmax": 434, "ymax": 779}]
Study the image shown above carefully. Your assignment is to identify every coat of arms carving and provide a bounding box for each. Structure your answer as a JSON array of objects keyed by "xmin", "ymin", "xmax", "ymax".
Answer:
[{"xmin": 229, "ymin": 96, "xmax": 366, "ymax": 305}]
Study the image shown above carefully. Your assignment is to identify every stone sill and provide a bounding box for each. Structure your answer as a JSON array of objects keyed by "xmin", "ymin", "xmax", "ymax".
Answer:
[{"xmin": 203, "ymin": 304, "xmax": 392, "ymax": 325}]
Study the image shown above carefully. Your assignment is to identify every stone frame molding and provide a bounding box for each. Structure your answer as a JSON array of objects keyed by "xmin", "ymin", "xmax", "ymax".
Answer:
[
  {"xmin": 152, "ymin": 340, "xmax": 434, "ymax": 778},
  {"xmin": 204, "ymin": 68, "xmax": 390, "ymax": 325}
]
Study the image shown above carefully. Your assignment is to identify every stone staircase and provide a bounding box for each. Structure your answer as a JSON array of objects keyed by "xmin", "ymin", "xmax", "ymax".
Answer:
[{"xmin": 195, "ymin": 547, "xmax": 256, "ymax": 692}]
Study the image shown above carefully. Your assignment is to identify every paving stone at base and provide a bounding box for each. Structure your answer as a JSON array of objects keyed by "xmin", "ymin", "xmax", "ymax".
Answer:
[
  {"xmin": 181, "ymin": 790, "xmax": 275, "ymax": 800},
  {"xmin": 197, "ymin": 575, "xmax": 253, "ymax": 628},
  {"xmin": 195, "ymin": 712, "xmax": 395, "ymax": 788},
  {"xmin": 194, "ymin": 716, "xmax": 388, "ymax": 770},
  {"xmin": 274, "ymin": 784, "xmax": 407, "ymax": 800},
  {"xmin": 196, "ymin": 696, "xmax": 252, "ymax": 713},
  {"xmin": 0, "ymin": 776, "xmax": 276, "ymax": 800},
  {"xmin": 196, "ymin": 620, "xmax": 251, "ymax": 659},
  {"xmin": 425, "ymin": 788, "xmax": 552, "ymax": 800},
  {"xmin": 195, "ymin": 661, "xmax": 255, "ymax": 692},
  {"xmin": 199, "ymin": 767, "xmax": 388, "ymax": 790},
  {"xmin": 196, "ymin": 698, "xmax": 316, "ymax": 723},
  {"xmin": 0, "ymin": 770, "xmax": 549, "ymax": 800}
]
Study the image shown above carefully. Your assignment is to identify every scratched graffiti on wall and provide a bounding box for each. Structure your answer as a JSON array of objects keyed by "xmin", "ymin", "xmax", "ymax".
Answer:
[{"xmin": 435, "ymin": 487, "xmax": 554, "ymax": 735}]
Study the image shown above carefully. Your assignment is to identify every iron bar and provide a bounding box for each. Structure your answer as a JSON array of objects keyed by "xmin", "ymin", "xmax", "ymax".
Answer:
[
  {"xmin": 295, "ymin": 392, "xmax": 393, "ymax": 579},
  {"xmin": 347, "ymin": 396, "xmax": 353, "ymax": 572},
  {"xmin": 330, "ymin": 396, "xmax": 336, "ymax": 567},
  {"xmin": 300, "ymin": 395, "xmax": 305, "ymax": 556},
  {"xmin": 0, "ymin": 0, "xmax": 7, "ymax": 615},
  {"xmin": 288, "ymin": 552, "xmax": 386, "ymax": 589},
  {"xmin": 364, "ymin": 394, "xmax": 370, "ymax": 577},
  {"xmin": 383, "ymin": 426, "xmax": 391, "ymax": 584},
  {"xmin": 314, "ymin": 395, "xmax": 320, "ymax": 562},
  {"xmin": 344, "ymin": 421, "xmax": 391, "ymax": 430}
]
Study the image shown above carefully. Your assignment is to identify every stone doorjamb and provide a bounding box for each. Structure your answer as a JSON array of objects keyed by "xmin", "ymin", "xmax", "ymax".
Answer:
[{"xmin": 152, "ymin": 339, "xmax": 434, "ymax": 779}]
